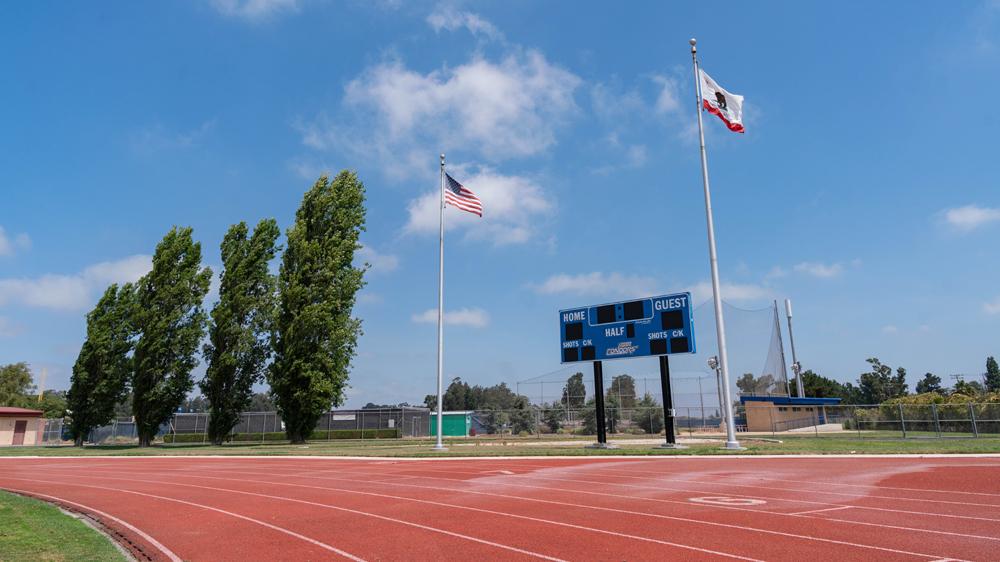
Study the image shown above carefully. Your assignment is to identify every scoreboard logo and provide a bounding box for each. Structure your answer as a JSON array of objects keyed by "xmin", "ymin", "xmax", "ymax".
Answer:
[{"xmin": 606, "ymin": 341, "xmax": 639, "ymax": 357}]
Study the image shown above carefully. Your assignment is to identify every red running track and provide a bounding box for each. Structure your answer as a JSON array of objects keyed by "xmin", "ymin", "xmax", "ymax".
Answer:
[{"xmin": 2, "ymin": 455, "xmax": 999, "ymax": 561}]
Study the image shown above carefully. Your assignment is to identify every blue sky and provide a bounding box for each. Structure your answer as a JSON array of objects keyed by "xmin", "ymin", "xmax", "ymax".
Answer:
[{"xmin": 2, "ymin": 1, "xmax": 999, "ymax": 407}]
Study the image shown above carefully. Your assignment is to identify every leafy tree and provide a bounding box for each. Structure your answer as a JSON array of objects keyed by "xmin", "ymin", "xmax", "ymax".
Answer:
[
  {"xmin": 179, "ymin": 395, "xmax": 209, "ymax": 413},
  {"xmin": 0, "ymin": 363, "xmax": 35, "ymax": 406},
  {"xmin": 113, "ymin": 395, "xmax": 133, "ymax": 418},
  {"xmin": 425, "ymin": 377, "xmax": 471, "ymax": 410},
  {"xmin": 269, "ymin": 172, "xmax": 367, "ymax": 443},
  {"xmin": 561, "ymin": 372, "xmax": 586, "ymax": 408},
  {"xmin": 915, "ymin": 372, "xmax": 944, "ymax": 395},
  {"xmin": 201, "ymin": 219, "xmax": 280, "ymax": 445},
  {"xmin": 632, "ymin": 393, "xmax": 664, "ymax": 434},
  {"xmin": 444, "ymin": 377, "xmax": 473, "ymax": 410},
  {"xmin": 582, "ymin": 396, "xmax": 621, "ymax": 434},
  {"xmin": 132, "ymin": 227, "xmax": 212, "ymax": 447},
  {"xmin": 36, "ymin": 390, "xmax": 68, "ymax": 418},
  {"xmin": 858, "ymin": 358, "xmax": 908, "ymax": 404},
  {"xmin": 66, "ymin": 284, "xmax": 134, "ymax": 445},
  {"xmin": 248, "ymin": 392, "xmax": 277, "ymax": 412},
  {"xmin": 736, "ymin": 373, "xmax": 777, "ymax": 396},
  {"xmin": 543, "ymin": 404, "xmax": 563, "ymax": 432},
  {"xmin": 986, "ymin": 357, "xmax": 1000, "ymax": 393},
  {"xmin": 363, "ymin": 402, "xmax": 412, "ymax": 409},
  {"xmin": 789, "ymin": 370, "xmax": 858, "ymax": 401},
  {"xmin": 607, "ymin": 374, "xmax": 637, "ymax": 408},
  {"xmin": 952, "ymin": 379, "xmax": 984, "ymax": 397}
]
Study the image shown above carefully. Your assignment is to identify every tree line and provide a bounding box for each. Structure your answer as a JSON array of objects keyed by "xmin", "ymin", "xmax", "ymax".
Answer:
[
  {"xmin": 64, "ymin": 172, "xmax": 367, "ymax": 446},
  {"xmin": 740, "ymin": 356, "xmax": 1000, "ymax": 404}
]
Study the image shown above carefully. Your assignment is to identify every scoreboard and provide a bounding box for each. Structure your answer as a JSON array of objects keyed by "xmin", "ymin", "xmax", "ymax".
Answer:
[{"xmin": 559, "ymin": 292, "xmax": 696, "ymax": 363}]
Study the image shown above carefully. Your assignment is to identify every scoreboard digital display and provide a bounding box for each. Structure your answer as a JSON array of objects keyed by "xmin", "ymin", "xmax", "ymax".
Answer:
[{"xmin": 559, "ymin": 292, "xmax": 696, "ymax": 363}]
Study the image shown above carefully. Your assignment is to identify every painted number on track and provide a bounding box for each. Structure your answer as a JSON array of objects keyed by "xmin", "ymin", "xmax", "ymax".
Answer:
[{"xmin": 688, "ymin": 496, "xmax": 767, "ymax": 506}]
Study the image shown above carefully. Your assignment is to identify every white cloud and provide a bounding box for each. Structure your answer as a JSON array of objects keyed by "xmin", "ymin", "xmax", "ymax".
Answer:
[
  {"xmin": 0, "ymin": 227, "xmax": 30, "ymax": 257},
  {"xmin": 532, "ymin": 272, "xmax": 659, "ymax": 299},
  {"xmin": 591, "ymin": 83, "xmax": 646, "ymax": 122},
  {"xmin": 0, "ymin": 317, "xmax": 19, "ymax": 337},
  {"xmin": 882, "ymin": 325, "xmax": 898, "ymax": 334},
  {"xmin": 625, "ymin": 144, "xmax": 648, "ymax": 167},
  {"xmin": 426, "ymin": 6, "xmax": 502, "ymax": 40},
  {"xmin": 793, "ymin": 261, "xmax": 844, "ymax": 278},
  {"xmin": 210, "ymin": 0, "xmax": 298, "ymax": 20},
  {"xmin": 532, "ymin": 272, "xmax": 771, "ymax": 304},
  {"xmin": 130, "ymin": 120, "xmax": 216, "ymax": 155},
  {"xmin": 985, "ymin": 296, "xmax": 1000, "ymax": 315},
  {"xmin": 651, "ymin": 75, "xmax": 681, "ymax": 115},
  {"xmin": 0, "ymin": 255, "xmax": 151, "ymax": 311},
  {"xmin": 357, "ymin": 245, "xmax": 400, "ymax": 274},
  {"xmin": 942, "ymin": 204, "xmax": 1000, "ymax": 231},
  {"xmin": 764, "ymin": 266, "xmax": 788, "ymax": 280},
  {"xmin": 412, "ymin": 307, "xmax": 490, "ymax": 327},
  {"xmin": 303, "ymin": 50, "xmax": 580, "ymax": 175},
  {"xmin": 688, "ymin": 281, "xmax": 772, "ymax": 303},
  {"xmin": 405, "ymin": 167, "xmax": 552, "ymax": 246}
]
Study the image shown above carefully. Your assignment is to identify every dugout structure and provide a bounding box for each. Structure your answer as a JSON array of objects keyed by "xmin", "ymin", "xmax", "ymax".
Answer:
[
  {"xmin": 0, "ymin": 407, "xmax": 44, "ymax": 446},
  {"xmin": 739, "ymin": 396, "xmax": 842, "ymax": 432}
]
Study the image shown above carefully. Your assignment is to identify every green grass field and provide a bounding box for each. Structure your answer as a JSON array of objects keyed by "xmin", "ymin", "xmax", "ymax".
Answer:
[
  {"xmin": 0, "ymin": 490, "xmax": 127, "ymax": 562},
  {"xmin": 3, "ymin": 433, "xmax": 1000, "ymax": 458}
]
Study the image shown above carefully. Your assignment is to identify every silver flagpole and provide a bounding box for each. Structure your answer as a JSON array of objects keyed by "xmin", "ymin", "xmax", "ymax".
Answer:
[
  {"xmin": 690, "ymin": 38, "xmax": 741, "ymax": 449},
  {"xmin": 433, "ymin": 153, "xmax": 447, "ymax": 451}
]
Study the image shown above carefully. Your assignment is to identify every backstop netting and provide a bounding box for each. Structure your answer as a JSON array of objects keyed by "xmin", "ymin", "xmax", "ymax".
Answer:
[{"xmin": 515, "ymin": 300, "xmax": 790, "ymax": 420}]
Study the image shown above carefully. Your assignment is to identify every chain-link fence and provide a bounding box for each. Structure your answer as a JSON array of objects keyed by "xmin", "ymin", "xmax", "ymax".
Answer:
[
  {"xmin": 34, "ymin": 402, "xmax": 1000, "ymax": 445},
  {"xmin": 169, "ymin": 407, "xmax": 429, "ymax": 442},
  {"xmin": 433, "ymin": 403, "xmax": 1000, "ymax": 439}
]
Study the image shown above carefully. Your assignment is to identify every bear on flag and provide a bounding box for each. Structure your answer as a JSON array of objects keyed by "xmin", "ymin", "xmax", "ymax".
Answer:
[{"xmin": 699, "ymin": 69, "xmax": 744, "ymax": 133}]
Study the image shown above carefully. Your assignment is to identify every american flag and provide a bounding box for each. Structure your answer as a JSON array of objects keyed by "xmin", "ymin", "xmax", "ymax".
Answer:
[{"xmin": 444, "ymin": 173, "xmax": 483, "ymax": 217}]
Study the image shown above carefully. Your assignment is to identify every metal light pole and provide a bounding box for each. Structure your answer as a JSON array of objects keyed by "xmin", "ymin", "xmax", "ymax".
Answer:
[
  {"xmin": 785, "ymin": 299, "xmax": 804, "ymax": 398},
  {"xmin": 690, "ymin": 38, "xmax": 740, "ymax": 449},
  {"xmin": 708, "ymin": 356, "xmax": 724, "ymax": 429}
]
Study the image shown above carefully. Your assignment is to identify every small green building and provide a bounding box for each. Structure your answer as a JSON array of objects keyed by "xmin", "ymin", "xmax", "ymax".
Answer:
[{"xmin": 429, "ymin": 411, "xmax": 472, "ymax": 437}]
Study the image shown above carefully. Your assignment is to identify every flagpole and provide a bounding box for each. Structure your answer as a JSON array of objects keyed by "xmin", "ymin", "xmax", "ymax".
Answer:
[
  {"xmin": 433, "ymin": 153, "xmax": 447, "ymax": 451},
  {"xmin": 690, "ymin": 38, "xmax": 741, "ymax": 449}
]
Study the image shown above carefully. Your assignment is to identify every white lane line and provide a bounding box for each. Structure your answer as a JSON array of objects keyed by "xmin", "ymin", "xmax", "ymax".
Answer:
[
  {"xmin": 86, "ymin": 462, "xmax": 1000, "ymax": 527},
  {"xmin": 559, "ymin": 461, "xmax": 1000, "ymax": 501},
  {"xmin": 498, "ymin": 464, "xmax": 1000, "ymax": 509},
  {"xmin": 30, "ymin": 470, "xmax": 759, "ymax": 561},
  {"xmin": 354, "ymin": 462, "xmax": 1000, "ymax": 522},
  {"xmin": 8, "ymin": 475, "xmax": 565, "ymax": 562},
  {"xmin": 1, "ymin": 488, "xmax": 184, "ymax": 562},
  {"xmin": 60, "ymin": 468, "xmax": 955, "ymax": 561},
  {"xmin": 224, "ymin": 465, "xmax": 997, "ymax": 549},
  {"xmin": 790, "ymin": 506, "xmax": 854, "ymax": 516},
  {"xmin": 3, "ymin": 479, "xmax": 366, "ymax": 562}
]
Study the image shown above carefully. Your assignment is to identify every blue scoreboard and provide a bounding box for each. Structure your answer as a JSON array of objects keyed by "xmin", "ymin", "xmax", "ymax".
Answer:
[{"xmin": 559, "ymin": 292, "xmax": 696, "ymax": 363}]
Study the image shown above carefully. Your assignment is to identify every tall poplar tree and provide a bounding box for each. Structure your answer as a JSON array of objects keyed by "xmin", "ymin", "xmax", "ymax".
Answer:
[
  {"xmin": 269, "ymin": 172, "xmax": 366, "ymax": 443},
  {"xmin": 67, "ymin": 284, "xmax": 135, "ymax": 446},
  {"xmin": 201, "ymin": 219, "xmax": 280, "ymax": 445},
  {"xmin": 986, "ymin": 356, "xmax": 1000, "ymax": 393},
  {"xmin": 132, "ymin": 227, "xmax": 212, "ymax": 447}
]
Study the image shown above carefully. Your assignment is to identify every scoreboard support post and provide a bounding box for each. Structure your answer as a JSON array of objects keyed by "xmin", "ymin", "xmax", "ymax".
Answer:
[
  {"xmin": 657, "ymin": 355, "xmax": 685, "ymax": 449},
  {"xmin": 587, "ymin": 361, "xmax": 616, "ymax": 449}
]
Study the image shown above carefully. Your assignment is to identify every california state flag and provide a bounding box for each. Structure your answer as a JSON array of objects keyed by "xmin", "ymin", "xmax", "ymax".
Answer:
[{"xmin": 699, "ymin": 69, "xmax": 744, "ymax": 133}]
